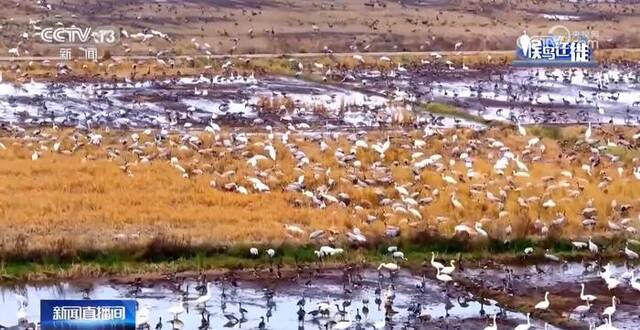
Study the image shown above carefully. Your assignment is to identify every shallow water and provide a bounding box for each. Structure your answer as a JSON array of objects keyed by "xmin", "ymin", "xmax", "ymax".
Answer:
[
  {"xmin": 2, "ymin": 74, "xmax": 458, "ymax": 130},
  {"xmin": 463, "ymin": 260, "xmax": 640, "ymax": 329},
  {"xmin": 5, "ymin": 65, "xmax": 640, "ymax": 130},
  {"xmin": 0, "ymin": 269, "xmax": 554, "ymax": 329},
  {"xmin": 352, "ymin": 66, "xmax": 640, "ymax": 125}
]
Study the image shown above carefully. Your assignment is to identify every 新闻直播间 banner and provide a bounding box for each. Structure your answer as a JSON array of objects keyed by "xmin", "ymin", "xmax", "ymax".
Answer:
[{"xmin": 41, "ymin": 300, "xmax": 136, "ymax": 330}]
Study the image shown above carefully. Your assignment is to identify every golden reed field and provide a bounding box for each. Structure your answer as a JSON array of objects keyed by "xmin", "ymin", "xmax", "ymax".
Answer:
[{"xmin": 1, "ymin": 124, "xmax": 640, "ymax": 258}]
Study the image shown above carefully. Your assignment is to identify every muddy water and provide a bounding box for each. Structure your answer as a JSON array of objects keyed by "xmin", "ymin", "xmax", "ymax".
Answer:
[
  {"xmin": 0, "ymin": 73, "xmax": 487, "ymax": 130},
  {"xmin": 3, "ymin": 65, "xmax": 639, "ymax": 130},
  {"xmin": 0, "ymin": 75, "xmax": 386, "ymax": 129},
  {"xmin": 0, "ymin": 269, "xmax": 555, "ymax": 329},
  {"xmin": 464, "ymin": 261, "xmax": 640, "ymax": 329},
  {"xmin": 350, "ymin": 66, "xmax": 640, "ymax": 125}
]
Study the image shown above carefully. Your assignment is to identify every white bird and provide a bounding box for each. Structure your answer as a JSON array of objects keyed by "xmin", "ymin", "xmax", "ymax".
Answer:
[
  {"xmin": 588, "ymin": 237, "xmax": 599, "ymax": 254},
  {"xmin": 442, "ymin": 174, "xmax": 458, "ymax": 185},
  {"xmin": 454, "ymin": 223, "xmax": 473, "ymax": 235},
  {"xmin": 193, "ymin": 283, "xmax": 213, "ymax": 306},
  {"xmin": 285, "ymin": 224, "xmax": 305, "ymax": 235},
  {"xmin": 371, "ymin": 319, "xmax": 386, "ymax": 329},
  {"xmin": 573, "ymin": 300, "xmax": 591, "ymax": 316},
  {"xmin": 475, "ymin": 222, "xmax": 488, "ymax": 238},
  {"xmin": 248, "ymin": 177, "xmax": 270, "ymax": 192},
  {"xmin": 580, "ymin": 283, "xmax": 596, "ymax": 302},
  {"xmin": 395, "ymin": 184, "xmax": 409, "ymax": 197},
  {"xmin": 15, "ymin": 294, "xmax": 27, "ymax": 307},
  {"xmin": 585, "ymin": 122, "xmax": 592, "ymax": 141},
  {"xmin": 265, "ymin": 144, "xmax": 277, "ymax": 160},
  {"xmin": 527, "ymin": 137, "xmax": 540, "ymax": 148},
  {"xmin": 630, "ymin": 272, "xmax": 640, "ymax": 292},
  {"xmin": 12, "ymin": 304, "xmax": 25, "ymax": 325},
  {"xmin": 440, "ymin": 260, "xmax": 456, "ymax": 274},
  {"xmin": 544, "ymin": 250, "xmax": 560, "ymax": 262},
  {"xmin": 436, "ymin": 267, "xmax": 452, "ymax": 283},
  {"xmin": 543, "ymin": 199, "xmax": 556, "ymax": 208},
  {"xmin": 514, "ymin": 312, "xmax": 531, "ymax": 330},
  {"xmin": 136, "ymin": 303, "xmax": 150, "ymax": 327},
  {"xmin": 431, "ymin": 252, "xmax": 444, "ymax": 270},
  {"xmin": 605, "ymin": 275, "xmax": 620, "ymax": 290},
  {"xmin": 572, "ymin": 241, "xmax": 588, "ymax": 249},
  {"xmin": 372, "ymin": 138, "xmax": 390, "ymax": 158},
  {"xmin": 602, "ymin": 296, "xmax": 617, "ymax": 318},
  {"xmin": 534, "ymin": 292, "xmax": 550, "ymax": 310},
  {"xmin": 167, "ymin": 301, "xmax": 185, "ymax": 319},
  {"xmin": 595, "ymin": 315, "xmax": 617, "ymax": 330},
  {"xmin": 517, "ymin": 122, "xmax": 526, "ymax": 136},
  {"xmin": 333, "ymin": 320, "xmax": 353, "ymax": 330},
  {"xmin": 247, "ymin": 154, "xmax": 268, "ymax": 167},
  {"xmin": 377, "ymin": 262, "xmax": 399, "ymax": 272},
  {"xmin": 266, "ymin": 249, "xmax": 276, "ymax": 258},
  {"xmin": 450, "ymin": 193, "xmax": 463, "ymax": 210},
  {"xmin": 625, "ymin": 242, "xmax": 639, "ymax": 259},
  {"xmin": 250, "ymin": 247, "xmax": 259, "ymax": 256}
]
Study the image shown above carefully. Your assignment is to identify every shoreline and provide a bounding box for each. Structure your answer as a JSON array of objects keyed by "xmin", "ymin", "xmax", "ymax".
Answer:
[{"xmin": 0, "ymin": 235, "xmax": 626, "ymax": 283}]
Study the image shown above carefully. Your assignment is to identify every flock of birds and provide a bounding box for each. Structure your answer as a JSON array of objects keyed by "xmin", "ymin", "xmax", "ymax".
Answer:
[
  {"xmin": 2, "ymin": 254, "xmax": 532, "ymax": 330},
  {"xmin": 4, "ymin": 118, "xmax": 640, "ymax": 329},
  {"xmin": 0, "ymin": 2, "xmax": 639, "ymax": 330},
  {"xmin": 1, "ymin": 55, "xmax": 639, "ymax": 133},
  {"xmin": 6, "ymin": 240, "xmax": 640, "ymax": 330},
  {"xmin": 1, "ymin": 0, "xmax": 637, "ymax": 59}
]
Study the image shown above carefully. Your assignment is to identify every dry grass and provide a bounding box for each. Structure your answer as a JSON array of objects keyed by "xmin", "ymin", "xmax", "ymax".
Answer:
[
  {"xmin": 257, "ymin": 96, "xmax": 295, "ymax": 112},
  {"xmin": 1, "ymin": 125, "xmax": 640, "ymax": 261}
]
